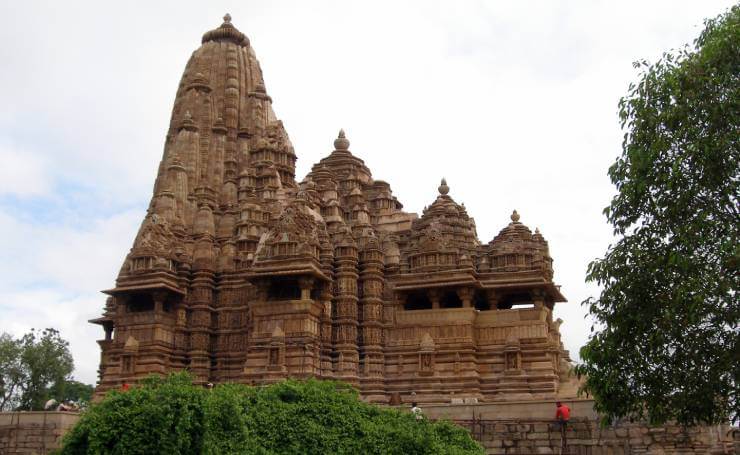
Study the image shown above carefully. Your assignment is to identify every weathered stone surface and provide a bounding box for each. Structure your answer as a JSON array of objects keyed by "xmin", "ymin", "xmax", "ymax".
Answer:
[
  {"xmin": 422, "ymin": 402, "xmax": 736, "ymax": 455},
  {"xmin": 3, "ymin": 407, "xmax": 733, "ymax": 455},
  {"xmin": 91, "ymin": 14, "xmax": 574, "ymax": 404},
  {"xmin": 0, "ymin": 412, "xmax": 80, "ymax": 455}
]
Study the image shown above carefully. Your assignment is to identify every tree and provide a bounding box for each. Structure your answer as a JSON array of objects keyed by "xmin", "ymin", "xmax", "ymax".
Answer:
[
  {"xmin": 576, "ymin": 5, "xmax": 739, "ymax": 427},
  {"xmin": 0, "ymin": 333, "xmax": 24, "ymax": 410},
  {"xmin": 0, "ymin": 329, "xmax": 77, "ymax": 411},
  {"xmin": 59, "ymin": 373, "xmax": 484, "ymax": 455}
]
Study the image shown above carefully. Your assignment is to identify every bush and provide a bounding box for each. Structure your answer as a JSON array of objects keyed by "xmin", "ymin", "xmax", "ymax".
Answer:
[{"xmin": 59, "ymin": 373, "xmax": 483, "ymax": 455}]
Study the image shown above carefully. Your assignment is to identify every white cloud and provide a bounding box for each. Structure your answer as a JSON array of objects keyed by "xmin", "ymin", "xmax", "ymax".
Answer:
[
  {"xmin": 0, "ymin": 289, "xmax": 103, "ymax": 384},
  {"xmin": 0, "ymin": 142, "xmax": 51, "ymax": 197},
  {"xmin": 0, "ymin": 208, "xmax": 142, "ymax": 293},
  {"xmin": 0, "ymin": 208, "xmax": 142, "ymax": 383}
]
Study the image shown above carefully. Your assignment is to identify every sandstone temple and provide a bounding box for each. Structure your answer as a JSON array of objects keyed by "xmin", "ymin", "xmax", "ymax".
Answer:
[{"xmin": 91, "ymin": 14, "xmax": 579, "ymax": 405}]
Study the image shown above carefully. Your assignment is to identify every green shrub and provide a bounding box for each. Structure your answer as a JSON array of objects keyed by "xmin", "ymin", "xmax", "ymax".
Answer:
[{"xmin": 59, "ymin": 373, "xmax": 483, "ymax": 455}]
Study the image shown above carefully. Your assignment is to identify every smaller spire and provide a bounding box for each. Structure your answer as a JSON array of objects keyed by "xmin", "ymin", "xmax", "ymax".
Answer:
[
  {"xmin": 511, "ymin": 210, "xmax": 520, "ymax": 223},
  {"xmin": 438, "ymin": 178, "xmax": 450, "ymax": 195},
  {"xmin": 212, "ymin": 115, "xmax": 227, "ymax": 134},
  {"xmin": 334, "ymin": 129, "xmax": 350, "ymax": 151},
  {"xmin": 179, "ymin": 110, "xmax": 197, "ymax": 131}
]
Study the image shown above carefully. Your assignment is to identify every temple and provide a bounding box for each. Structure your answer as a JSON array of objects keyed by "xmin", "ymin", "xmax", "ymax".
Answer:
[{"xmin": 91, "ymin": 15, "xmax": 579, "ymax": 404}]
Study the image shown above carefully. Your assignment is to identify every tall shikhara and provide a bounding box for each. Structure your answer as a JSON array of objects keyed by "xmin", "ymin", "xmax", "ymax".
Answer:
[{"xmin": 92, "ymin": 16, "xmax": 577, "ymax": 403}]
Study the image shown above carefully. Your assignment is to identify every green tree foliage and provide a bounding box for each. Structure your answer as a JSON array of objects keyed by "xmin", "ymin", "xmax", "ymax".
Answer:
[
  {"xmin": 0, "ymin": 329, "xmax": 78, "ymax": 411},
  {"xmin": 576, "ymin": 5, "xmax": 739, "ymax": 426},
  {"xmin": 59, "ymin": 373, "xmax": 483, "ymax": 455}
]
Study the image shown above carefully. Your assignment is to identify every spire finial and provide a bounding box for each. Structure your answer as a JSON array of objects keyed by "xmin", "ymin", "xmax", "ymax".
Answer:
[
  {"xmin": 203, "ymin": 12, "xmax": 248, "ymax": 46},
  {"xmin": 438, "ymin": 178, "xmax": 450, "ymax": 195},
  {"xmin": 334, "ymin": 128, "xmax": 350, "ymax": 151},
  {"xmin": 511, "ymin": 210, "xmax": 520, "ymax": 222}
]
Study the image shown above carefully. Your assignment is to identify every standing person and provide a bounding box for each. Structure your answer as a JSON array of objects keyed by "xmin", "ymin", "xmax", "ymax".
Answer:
[
  {"xmin": 555, "ymin": 401, "xmax": 571, "ymax": 448},
  {"xmin": 411, "ymin": 402, "xmax": 423, "ymax": 421}
]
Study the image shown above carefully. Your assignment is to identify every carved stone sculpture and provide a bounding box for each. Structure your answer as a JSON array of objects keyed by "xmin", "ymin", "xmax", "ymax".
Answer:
[{"xmin": 91, "ymin": 15, "xmax": 575, "ymax": 404}]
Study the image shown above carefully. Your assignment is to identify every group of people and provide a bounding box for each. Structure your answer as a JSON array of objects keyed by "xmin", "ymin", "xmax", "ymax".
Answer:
[
  {"xmin": 409, "ymin": 400, "xmax": 571, "ymax": 446},
  {"xmin": 43, "ymin": 399, "xmax": 81, "ymax": 412}
]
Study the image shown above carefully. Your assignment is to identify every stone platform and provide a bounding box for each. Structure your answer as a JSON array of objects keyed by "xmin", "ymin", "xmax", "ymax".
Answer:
[
  {"xmin": 0, "ymin": 411, "xmax": 80, "ymax": 454},
  {"xmin": 1, "ymin": 406, "xmax": 737, "ymax": 454},
  {"xmin": 420, "ymin": 399, "xmax": 738, "ymax": 454}
]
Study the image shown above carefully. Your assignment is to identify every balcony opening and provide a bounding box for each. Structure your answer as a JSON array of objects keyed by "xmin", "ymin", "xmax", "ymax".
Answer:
[
  {"xmin": 127, "ymin": 294, "xmax": 154, "ymax": 312},
  {"xmin": 267, "ymin": 278, "xmax": 301, "ymax": 301},
  {"xmin": 404, "ymin": 292, "xmax": 432, "ymax": 310},
  {"xmin": 498, "ymin": 292, "xmax": 532, "ymax": 310},
  {"xmin": 440, "ymin": 291, "xmax": 462, "ymax": 309},
  {"xmin": 474, "ymin": 291, "xmax": 491, "ymax": 311}
]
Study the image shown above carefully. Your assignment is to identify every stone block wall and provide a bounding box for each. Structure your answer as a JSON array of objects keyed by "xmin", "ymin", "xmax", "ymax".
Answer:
[
  {"xmin": 453, "ymin": 417, "xmax": 735, "ymax": 454},
  {"xmin": 1, "ymin": 407, "xmax": 736, "ymax": 454},
  {"xmin": 421, "ymin": 400, "xmax": 737, "ymax": 455},
  {"xmin": 0, "ymin": 412, "xmax": 80, "ymax": 454}
]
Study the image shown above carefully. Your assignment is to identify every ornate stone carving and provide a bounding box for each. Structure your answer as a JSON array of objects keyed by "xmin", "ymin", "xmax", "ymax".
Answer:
[{"xmin": 93, "ymin": 15, "xmax": 572, "ymax": 403}]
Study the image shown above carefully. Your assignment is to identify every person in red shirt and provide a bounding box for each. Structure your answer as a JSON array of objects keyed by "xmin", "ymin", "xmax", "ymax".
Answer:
[
  {"xmin": 555, "ymin": 401, "xmax": 571, "ymax": 447},
  {"xmin": 555, "ymin": 401, "xmax": 571, "ymax": 422}
]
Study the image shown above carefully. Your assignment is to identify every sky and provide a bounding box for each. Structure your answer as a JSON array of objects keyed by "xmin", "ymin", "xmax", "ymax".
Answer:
[{"xmin": 0, "ymin": 0, "xmax": 735, "ymax": 386}]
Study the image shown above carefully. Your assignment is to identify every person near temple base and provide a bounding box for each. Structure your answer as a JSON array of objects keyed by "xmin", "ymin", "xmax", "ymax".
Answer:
[
  {"xmin": 411, "ymin": 402, "xmax": 423, "ymax": 421},
  {"xmin": 555, "ymin": 401, "xmax": 571, "ymax": 447}
]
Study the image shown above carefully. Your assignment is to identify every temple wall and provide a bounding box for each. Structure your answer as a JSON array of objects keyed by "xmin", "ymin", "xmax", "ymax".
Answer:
[
  {"xmin": 0, "ymin": 412, "xmax": 80, "ymax": 454},
  {"xmin": 1, "ymin": 407, "xmax": 736, "ymax": 454},
  {"xmin": 420, "ymin": 400, "xmax": 738, "ymax": 454}
]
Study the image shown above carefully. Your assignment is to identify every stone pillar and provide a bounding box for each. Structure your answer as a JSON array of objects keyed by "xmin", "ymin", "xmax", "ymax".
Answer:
[
  {"xmin": 334, "ymin": 239, "xmax": 359, "ymax": 385},
  {"xmin": 457, "ymin": 288, "xmax": 474, "ymax": 308},
  {"xmin": 298, "ymin": 276, "xmax": 314, "ymax": 301},
  {"xmin": 428, "ymin": 289, "xmax": 441, "ymax": 309},
  {"xmin": 153, "ymin": 291, "xmax": 166, "ymax": 314},
  {"xmin": 319, "ymin": 285, "xmax": 334, "ymax": 377},
  {"xmin": 532, "ymin": 289, "xmax": 545, "ymax": 310},
  {"xmin": 485, "ymin": 289, "xmax": 499, "ymax": 310},
  {"xmin": 359, "ymin": 240, "xmax": 385, "ymax": 400},
  {"xmin": 103, "ymin": 323, "xmax": 113, "ymax": 341},
  {"xmin": 188, "ymin": 267, "xmax": 215, "ymax": 385}
]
